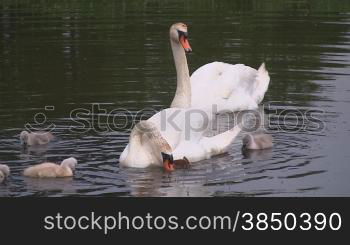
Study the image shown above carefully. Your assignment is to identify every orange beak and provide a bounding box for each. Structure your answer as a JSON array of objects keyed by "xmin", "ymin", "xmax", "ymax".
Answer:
[
  {"xmin": 163, "ymin": 160, "xmax": 175, "ymax": 172},
  {"xmin": 180, "ymin": 35, "xmax": 192, "ymax": 53},
  {"xmin": 161, "ymin": 152, "xmax": 175, "ymax": 172}
]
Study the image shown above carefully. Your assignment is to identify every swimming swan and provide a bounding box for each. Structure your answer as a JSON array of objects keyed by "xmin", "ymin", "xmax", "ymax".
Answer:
[
  {"xmin": 169, "ymin": 23, "xmax": 270, "ymax": 112},
  {"xmin": 119, "ymin": 108, "xmax": 242, "ymax": 171},
  {"xmin": 20, "ymin": 131, "xmax": 54, "ymax": 146},
  {"xmin": 23, "ymin": 157, "xmax": 77, "ymax": 178},
  {"xmin": 242, "ymin": 133, "xmax": 273, "ymax": 150},
  {"xmin": 0, "ymin": 164, "xmax": 10, "ymax": 183}
]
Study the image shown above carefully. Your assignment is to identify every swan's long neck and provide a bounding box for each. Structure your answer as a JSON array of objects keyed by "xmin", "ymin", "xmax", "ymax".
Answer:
[
  {"xmin": 127, "ymin": 128, "xmax": 143, "ymax": 160},
  {"xmin": 61, "ymin": 158, "xmax": 77, "ymax": 170},
  {"xmin": 170, "ymin": 40, "xmax": 191, "ymax": 108}
]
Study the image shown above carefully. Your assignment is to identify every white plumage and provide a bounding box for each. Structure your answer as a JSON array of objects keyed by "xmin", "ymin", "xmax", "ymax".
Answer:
[
  {"xmin": 190, "ymin": 62, "xmax": 270, "ymax": 112},
  {"xmin": 119, "ymin": 108, "xmax": 241, "ymax": 168},
  {"xmin": 119, "ymin": 22, "xmax": 269, "ymax": 170},
  {"xmin": 169, "ymin": 23, "xmax": 270, "ymax": 113}
]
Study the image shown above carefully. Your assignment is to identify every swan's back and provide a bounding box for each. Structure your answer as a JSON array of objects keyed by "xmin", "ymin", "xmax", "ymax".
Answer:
[
  {"xmin": 191, "ymin": 62, "xmax": 257, "ymax": 90},
  {"xmin": 190, "ymin": 62, "xmax": 270, "ymax": 112},
  {"xmin": 21, "ymin": 131, "xmax": 54, "ymax": 146},
  {"xmin": 23, "ymin": 162, "xmax": 73, "ymax": 178},
  {"xmin": 31, "ymin": 131, "xmax": 54, "ymax": 145},
  {"xmin": 23, "ymin": 163, "xmax": 58, "ymax": 177}
]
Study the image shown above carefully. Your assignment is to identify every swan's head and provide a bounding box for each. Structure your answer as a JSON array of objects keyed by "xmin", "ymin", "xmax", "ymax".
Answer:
[
  {"xmin": 169, "ymin": 23, "xmax": 192, "ymax": 53},
  {"xmin": 161, "ymin": 152, "xmax": 175, "ymax": 172},
  {"xmin": 61, "ymin": 157, "xmax": 78, "ymax": 171},
  {"xmin": 20, "ymin": 131, "xmax": 29, "ymax": 145},
  {"xmin": 242, "ymin": 134, "xmax": 253, "ymax": 147}
]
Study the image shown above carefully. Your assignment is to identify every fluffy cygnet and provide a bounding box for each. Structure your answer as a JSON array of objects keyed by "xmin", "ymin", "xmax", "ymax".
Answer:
[
  {"xmin": 23, "ymin": 157, "xmax": 77, "ymax": 178},
  {"xmin": 20, "ymin": 131, "xmax": 54, "ymax": 146},
  {"xmin": 0, "ymin": 164, "xmax": 10, "ymax": 183},
  {"xmin": 242, "ymin": 133, "xmax": 273, "ymax": 150}
]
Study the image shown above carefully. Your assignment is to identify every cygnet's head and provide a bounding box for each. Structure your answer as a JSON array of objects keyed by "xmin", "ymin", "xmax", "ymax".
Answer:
[
  {"xmin": 61, "ymin": 157, "xmax": 78, "ymax": 170},
  {"xmin": 242, "ymin": 133, "xmax": 273, "ymax": 150},
  {"xmin": 242, "ymin": 134, "xmax": 253, "ymax": 147},
  {"xmin": 20, "ymin": 131, "xmax": 29, "ymax": 145},
  {"xmin": 0, "ymin": 164, "xmax": 10, "ymax": 182}
]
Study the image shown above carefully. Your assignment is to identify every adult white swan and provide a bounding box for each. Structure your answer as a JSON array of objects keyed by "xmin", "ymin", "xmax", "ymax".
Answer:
[
  {"xmin": 169, "ymin": 23, "xmax": 270, "ymax": 112},
  {"xmin": 119, "ymin": 108, "xmax": 242, "ymax": 171}
]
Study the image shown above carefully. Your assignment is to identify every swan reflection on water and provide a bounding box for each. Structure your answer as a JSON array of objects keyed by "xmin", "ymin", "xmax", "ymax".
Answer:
[{"xmin": 22, "ymin": 177, "xmax": 77, "ymax": 196}]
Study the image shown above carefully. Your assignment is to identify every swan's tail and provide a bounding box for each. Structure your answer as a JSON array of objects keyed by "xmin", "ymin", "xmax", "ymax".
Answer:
[
  {"xmin": 23, "ymin": 165, "xmax": 38, "ymax": 177},
  {"xmin": 201, "ymin": 122, "xmax": 242, "ymax": 156},
  {"xmin": 253, "ymin": 63, "xmax": 270, "ymax": 104}
]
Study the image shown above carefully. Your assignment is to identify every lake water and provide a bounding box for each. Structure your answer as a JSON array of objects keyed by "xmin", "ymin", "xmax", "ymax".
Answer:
[{"xmin": 0, "ymin": 0, "xmax": 350, "ymax": 196}]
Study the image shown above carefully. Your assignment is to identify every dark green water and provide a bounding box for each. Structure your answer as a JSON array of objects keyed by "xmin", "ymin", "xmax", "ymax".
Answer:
[{"xmin": 0, "ymin": 0, "xmax": 350, "ymax": 196}]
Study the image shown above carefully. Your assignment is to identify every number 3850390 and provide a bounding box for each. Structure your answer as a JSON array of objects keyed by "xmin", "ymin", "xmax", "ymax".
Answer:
[{"xmin": 241, "ymin": 212, "xmax": 341, "ymax": 231}]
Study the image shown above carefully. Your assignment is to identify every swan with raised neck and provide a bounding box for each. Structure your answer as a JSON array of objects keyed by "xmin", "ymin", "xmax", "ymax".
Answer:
[{"xmin": 169, "ymin": 23, "xmax": 192, "ymax": 109}]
